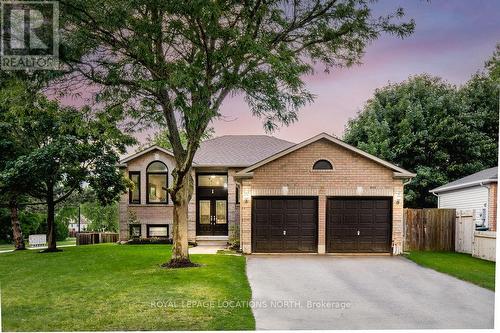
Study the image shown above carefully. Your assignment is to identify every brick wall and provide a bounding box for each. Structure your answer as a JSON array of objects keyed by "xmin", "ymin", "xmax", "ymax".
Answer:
[
  {"xmin": 488, "ymin": 182, "xmax": 497, "ymax": 231},
  {"xmin": 119, "ymin": 149, "xmax": 176, "ymax": 241},
  {"xmin": 239, "ymin": 138, "xmax": 406, "ymax": 254},
  {"xmin": 119, "ymin": 149, "xmax": 242, "ymax": 242}
]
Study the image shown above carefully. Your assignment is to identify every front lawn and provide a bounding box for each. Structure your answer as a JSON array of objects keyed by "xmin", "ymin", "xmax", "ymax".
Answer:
[
  {"xmin": 405, "ymin": 251, "xmax": 495, "ymax": 290},
  {"xmin": 0, "ymin": 244, "xmax": 255, "ymax": 331}
]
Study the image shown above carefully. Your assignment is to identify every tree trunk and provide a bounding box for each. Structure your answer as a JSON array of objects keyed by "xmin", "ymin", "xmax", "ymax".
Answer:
[
  {"xmin": 9, "ymin": 198, "xmax": 26, "ymax": 250},
  {"xmin": 163, "ymin": 170, "xmax": 197, "ymax": 268},
  {"xmin": 44, "ymin": 186, "xmax": 61, "ymax": 252}
]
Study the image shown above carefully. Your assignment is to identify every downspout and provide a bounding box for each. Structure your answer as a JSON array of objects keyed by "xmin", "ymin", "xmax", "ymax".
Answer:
[
  {"xmin": 401, "ymin": 178, "xmax": 412, "ymax": 255},
  {"xmin": 430, "ymin": 191, "xmax": 439, "ymax": 208},
  {"xmin": 235, "ymin": 179, "xmax": 243, "ymax": 251}
]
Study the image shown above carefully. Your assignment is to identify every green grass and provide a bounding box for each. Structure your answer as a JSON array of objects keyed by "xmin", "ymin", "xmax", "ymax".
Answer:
[
  {"xmin": 0, "ymin": 244, "xmax": 255, "ymax": 331},
  {"xmin": 57, "ymin": 237, "xmax": 76, "ymax": 246},
  {"xmin": 0, "ymin": 243, "xmax": 15, "ymax": 251},
  {"xmin": 405, "ymin": 251, "xmax": 496, "ymax": 290}
]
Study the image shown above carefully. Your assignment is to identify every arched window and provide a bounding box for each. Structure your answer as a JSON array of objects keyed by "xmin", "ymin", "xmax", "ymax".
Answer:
[
  {"xmin": 147, "ymin": 161, "xmax": 168, "ymax": 204},
  {"xmin": 313, "ymin": 159, "xmax": 333, "ymax": 170}
]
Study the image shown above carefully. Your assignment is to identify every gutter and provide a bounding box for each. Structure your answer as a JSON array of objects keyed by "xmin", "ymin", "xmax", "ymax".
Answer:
[
  {"xmin": 234, "ymin": 172, "xmax": 254, "ymax": 179},
  {"xmin": 430, "ymin": 179, "xmax": 496, "ymax": 194},
  {"xmin": 479, "ymin": 181, "xmax": 491, "ymax": 190}
]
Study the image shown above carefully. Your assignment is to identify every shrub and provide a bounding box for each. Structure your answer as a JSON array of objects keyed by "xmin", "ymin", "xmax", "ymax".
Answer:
[{"xmin": 126, "ymin": 237, "xmax": 172, "ymax": 245}]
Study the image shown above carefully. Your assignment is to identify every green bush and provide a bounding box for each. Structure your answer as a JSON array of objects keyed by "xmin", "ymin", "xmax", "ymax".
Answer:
[{"xmin": 126, "ymin": 237, "xmax": 172, "ymax": 245}]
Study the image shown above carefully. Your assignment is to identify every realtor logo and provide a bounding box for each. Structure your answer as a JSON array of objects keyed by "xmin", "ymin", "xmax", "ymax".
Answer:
[{"xmin": 1, "ymin": 0, "xmax": 59, "ymax": 70}]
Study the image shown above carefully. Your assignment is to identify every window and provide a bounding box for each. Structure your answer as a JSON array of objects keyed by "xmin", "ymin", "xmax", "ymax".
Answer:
[
  {"xmin": 236, "ymin": 186, "xmax": 240, "ymax": 204},
  {"xmin": 198, "ymin": 175, "xmax": 228, "ymax": 187},
  {"xmin": 313, "ymin": 160, "xmax": 333, "ymax": 170},
  {"xmin": 129, "ymin": 224, "xmax": 141, "ymax": 238},
  {"xmin": 129, "ymin": 171, "xmax": 141, "ymax": 204},
  {"xmin": 147, "ymin": 161, "xmax": 168, "ymax": 204},
  {"xmin": 147, "ymin": 224, "xmax": 169, "ymax": 238}
]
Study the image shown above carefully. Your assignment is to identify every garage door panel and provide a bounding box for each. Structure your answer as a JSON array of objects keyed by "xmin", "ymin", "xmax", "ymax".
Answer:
[
  {"xmin": 300, "ymin": 226, "xmax": 316, "ymax": 234},
  {"xmin": 285, "ymin": 228, "xmax": 300, "ymax": 237},
  {"xmin": 285, "ymin": 214, "xmax": 299, "ymax": 224},
  {"xmin": 254, "ymin": 213, "xmax": 269, "ymax": 224},
  {"xmin": 359, "ymin": 214, "xmax": 374, "ymax": 224},
  {"xmin": 252, "ymin": 197, "xmax": 317, "ymax": 253},
  {"xmin": 327, "ymin": 198, "xmax": 391, "ymax": 253},
  {"xmin": 360, "ymin": 200, "xmax": 375, "ymax": 209},
  {"xmin": 344, "ymin": 201, "xmax": 359, "ymax": 209},
  {"xmin": 301, "ymin": 200, "xmax": 316, "ymax": 209},
  {"xmin": 270, "ymin": 200, "xmax": 283, "ymax": 209},
  {"xmin": 254, "ymin": 199, "xmax": 268, "ymax": 209},
  {"xmin": 376, "ymin": 200, "xmax": 391, "ymax": 209},
  {"xmin": 254, "ymin": 228, "xmax": 270, "ymax": 237}
]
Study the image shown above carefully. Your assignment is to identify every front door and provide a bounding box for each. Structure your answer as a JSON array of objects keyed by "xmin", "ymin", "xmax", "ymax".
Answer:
[{"xmin": 197, "ymin": 199, "xmax": 228, "ymax": 235}]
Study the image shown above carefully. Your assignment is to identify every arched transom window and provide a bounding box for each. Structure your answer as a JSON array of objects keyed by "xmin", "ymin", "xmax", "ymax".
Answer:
[
  {"xmin": 147, "ymin": 161, "xmax": 168, "ymax": 203},
  {"xmin": 313, "ymin": 159, "xmax": 333, "ymax": 170}
]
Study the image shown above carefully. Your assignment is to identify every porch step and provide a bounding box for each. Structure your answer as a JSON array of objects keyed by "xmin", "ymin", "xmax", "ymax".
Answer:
[{"xmin": 195, "ymin": 236, "xmax": 228, "ymax": 246}]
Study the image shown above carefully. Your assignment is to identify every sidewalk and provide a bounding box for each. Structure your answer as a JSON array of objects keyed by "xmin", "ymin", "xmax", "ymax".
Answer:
[{"xmin": 0, "ymin": 244, "xmax": 76, "ymax": 254}]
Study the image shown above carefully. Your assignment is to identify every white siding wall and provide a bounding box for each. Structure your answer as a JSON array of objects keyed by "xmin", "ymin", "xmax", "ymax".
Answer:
[{"xmin": 438, "ymin": 185, "xmax": 489, "ymax": 226}]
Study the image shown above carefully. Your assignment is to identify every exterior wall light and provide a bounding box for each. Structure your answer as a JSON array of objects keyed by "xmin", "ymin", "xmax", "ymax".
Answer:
[
  {"xmin": 282, "ymin": 186, "xmax": 289, "ymax": 195},
  {"xmin": 243, "ymin": 188, "xmax": 251, "ymax": 203},
  {"xmin": 395, "ymin": 191, "xmax": 402, "ymax": 205}
]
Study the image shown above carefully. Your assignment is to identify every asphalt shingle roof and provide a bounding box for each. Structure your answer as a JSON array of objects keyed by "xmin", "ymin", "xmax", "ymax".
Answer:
[
  {"xmin": 431, "ymin": 166, "xmax": 498, "ymax": 193},
  {"xmin": 193, "ymin": 135, "xmax": 295, "ymax": 167}
]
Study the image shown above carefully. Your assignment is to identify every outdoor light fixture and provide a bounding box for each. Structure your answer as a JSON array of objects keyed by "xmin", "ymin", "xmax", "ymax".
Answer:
[
  {"xmin": 356, "ymin": 186, "xmax": 363, "ymax": 195},
  {"xmin": 282, "ymin": 186, "xmax": 289, "ymax": 195},
  {"xmin": 242, "ymin": 189, "xmax": 251, "ymax": 203},
  {"xmin": 395, "ymin": 191, "xmax": 402, "ymax": 205}
]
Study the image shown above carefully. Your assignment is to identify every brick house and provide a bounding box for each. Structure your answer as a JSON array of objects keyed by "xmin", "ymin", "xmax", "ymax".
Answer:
[{"xmin": 118, "ymin": 133, "xmax": 415, "ymax": 254}]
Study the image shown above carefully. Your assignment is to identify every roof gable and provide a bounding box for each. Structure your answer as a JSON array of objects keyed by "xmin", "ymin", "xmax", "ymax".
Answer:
[
  {"xmin": 236, "ymin": 133, "xmax": 415, "ymax": 178},
  {"xmin": 430, "ymin": 166, "xmax": 498, "ymax": 193},
  {"xmin": 120, "ymin": 145, "xmax": 174, "ymax": 164}
]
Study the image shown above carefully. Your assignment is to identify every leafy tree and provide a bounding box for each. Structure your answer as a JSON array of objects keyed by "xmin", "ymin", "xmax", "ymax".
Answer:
[
  {"xmin": 344, "ymin": 64, "xmax": 498, "ymax": 207},
  {"xmin": 485, "ymin": 43, "xmax": 499, "ymax": 83},
  {"xmin": 81, "ymin": 201, "xmax": 119, "ymax": 232},
  {"xmin": 0, "ymin": 74, "xmax": 39, "ymax": 250},
  {"xmin": 60, "ymin": 0, "xmax": 414, "ymax": 266},
  {"xmin": 140, "ymin": 128, "xmax": 215, "ymax": 152},
  {"xmin": 0, "ymin": 84, "xmax": 134, "ymax": 252}
]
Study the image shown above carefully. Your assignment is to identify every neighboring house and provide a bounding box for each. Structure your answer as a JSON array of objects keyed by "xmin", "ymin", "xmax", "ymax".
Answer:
[
  {"xmin": 118, "ymin": 133, "xmax": 415, "ymax": 254},
  {"xmin": 68, "ymin": 216, "xmax": 89, "ymax": 235},
  {"xmin": 430, "ymin": 167, "xmax": 498, "ymax": 231}
]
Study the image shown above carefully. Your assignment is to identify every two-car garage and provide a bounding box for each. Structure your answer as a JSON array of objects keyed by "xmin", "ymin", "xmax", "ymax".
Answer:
[{"xmin": 252, "ymin": 197, "xmax": 392, "ymax": 253}]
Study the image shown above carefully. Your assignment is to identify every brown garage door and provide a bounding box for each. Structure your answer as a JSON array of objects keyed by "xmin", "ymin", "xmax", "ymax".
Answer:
[
  {"xmin": 327, "ymin": 197, "xmax": 392, "ymax": 253},
  {"xmin": 252, "ymin": 197, "xmax": 317, "ymax": 253}
]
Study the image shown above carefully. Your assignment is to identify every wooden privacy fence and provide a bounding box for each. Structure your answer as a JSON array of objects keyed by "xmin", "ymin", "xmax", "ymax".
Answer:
[
  {"xmin": 404, "ymin": 208, "xmax": 456, "ymax": 251},
  {"xmin": 76, "ymin": 232, "xmax": 118, "ymax": 245},
  {"xmin": 455, "ymin": 209, "xmax": 496, "ymax": 261},
  {"xmin": 455, "ymin": 210, "xmax": 475, "ymax": 254}
]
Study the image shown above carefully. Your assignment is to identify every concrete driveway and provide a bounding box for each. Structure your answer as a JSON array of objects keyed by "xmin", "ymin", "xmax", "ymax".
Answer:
[{"xmin": 246, "ymin": 255, "xmax": 494, "ymax": 330}]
